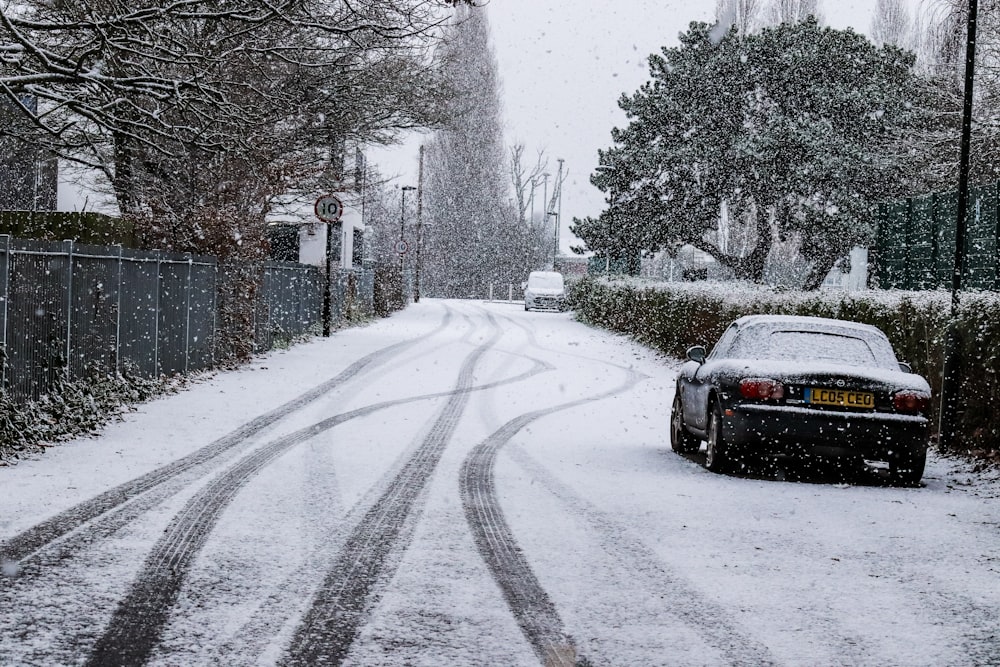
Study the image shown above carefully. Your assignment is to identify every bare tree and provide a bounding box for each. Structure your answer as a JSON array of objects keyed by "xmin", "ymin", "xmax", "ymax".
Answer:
[
  {"xmin": 905, "ymin": 0, "xmax": 1000, "ymax": 187},
  {"xmin": 715, "ymin": 0, "xmax": 764, "ymax": 35},
  {"xmin": 872, "ymin": 0, "xmax": 913, "ymax": 48},
  {"xmin": 763, "ymin": 0, "xmax": 824, "ymax": 26},
  {"xmin": 0, "ymin": 1, "xmax": 459, "ymax": 256},
  {"xmin": 509, "ymin": 143, "xmax": 548, "ymax": 224}
]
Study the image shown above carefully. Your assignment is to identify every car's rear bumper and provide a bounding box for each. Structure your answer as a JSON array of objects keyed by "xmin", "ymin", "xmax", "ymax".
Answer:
[{"xmin": 724, "ymin": 403, "xmax": 929, "ymax": 460}]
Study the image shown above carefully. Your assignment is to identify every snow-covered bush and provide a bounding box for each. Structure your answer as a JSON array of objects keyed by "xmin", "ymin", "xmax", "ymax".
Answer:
[
  {"xmin": 571, "ymin": 276, "xmax": 1000, "ymax": 458},
  {"xmin": 0, "ymin": 371, "xmax": 174, "ymax": 464}
]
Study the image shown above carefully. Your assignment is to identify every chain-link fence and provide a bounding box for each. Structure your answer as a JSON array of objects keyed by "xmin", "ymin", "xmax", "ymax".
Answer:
[{"xmin": 0, "ymin": 235, "xmax": 335, "ymax": 404}]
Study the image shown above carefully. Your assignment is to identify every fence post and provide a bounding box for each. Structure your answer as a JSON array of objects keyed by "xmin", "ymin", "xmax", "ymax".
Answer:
[
  {"xmin": 508, "ymin": 284, "xmax": 513, "ymax": 302},
  {"xmin": 64, "ymin": 239, "xmax": 74, "ymax": 380},
  {"xmin": 211, "ymin": 261, "xmax": 218, "ymax": 366},
  {"xmin": 0, "ymin": 235, "xmax": 9, "ymax": 389},
  {"xmin": 114, "ymin": 244, "xmax": 123, "ymax": 374},
  {"xmin": 153, "ymin": 250, "xmax": 162, "ymax": 375},
  {"xmin": 488, "ymin": 283, "xmax": 494, "ymax": 302},
  {"xmin": 184, "ymin": 253, "xmax": 193, "ymax": 373}
]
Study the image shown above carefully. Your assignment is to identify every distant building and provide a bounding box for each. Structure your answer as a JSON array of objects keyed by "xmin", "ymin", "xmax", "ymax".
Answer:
[
  {"xmin": 554, "ymin": 255, "xmax": 588, "ymax": 278},
  {"xmin": 266, "ymin": 142, "xmax": 367, "ymax": 269}
]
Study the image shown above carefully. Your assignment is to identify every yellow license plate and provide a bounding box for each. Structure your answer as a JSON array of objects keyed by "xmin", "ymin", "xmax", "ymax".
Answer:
[{"xmin": 806, "ymin": 388, "xmax": 874, "ymax": 408}]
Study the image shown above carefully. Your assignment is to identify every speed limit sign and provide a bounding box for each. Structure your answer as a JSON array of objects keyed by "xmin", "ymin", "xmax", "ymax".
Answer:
[
  {"xmin": 395, "ymin": 240, "xmax": 409, "ymax": 254},
  {"xmin": 314, "ymin": 194, "xmax": 343, "ymax": 222}
]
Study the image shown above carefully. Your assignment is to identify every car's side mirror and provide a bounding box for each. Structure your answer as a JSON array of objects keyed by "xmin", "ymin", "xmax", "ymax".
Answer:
[
  {"xmin": 520, "ymin": 281, "xmax": 528, "ymax": 290},
  {"xmin": 899, "ymin": 361, "xmax": 912, "ymax": 373},
  {"xmin": 687, "ymin": 346, "xmax": 707, "ymax": 364}
]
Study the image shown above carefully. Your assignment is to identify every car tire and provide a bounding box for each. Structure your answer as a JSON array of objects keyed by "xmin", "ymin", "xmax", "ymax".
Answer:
[
  {"xmin": 705, "ymin": 400, "xmax": 730, "ymax": 474},
  {"xmin": 670, "ymin": 394, "xmax": 700, "ymax": 454},
  {"xmin": 524, "ymin": 304, "xmax": 530, "ymax": 311},
  {"xmin": 890, "ymin": 447, "xmax": 926, "ymax": 487}
]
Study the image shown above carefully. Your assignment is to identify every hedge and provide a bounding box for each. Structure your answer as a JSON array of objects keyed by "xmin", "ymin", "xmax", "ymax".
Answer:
[{"xmin": 570, "ymin": 276, "xmax": 1000, "ymax": 458}]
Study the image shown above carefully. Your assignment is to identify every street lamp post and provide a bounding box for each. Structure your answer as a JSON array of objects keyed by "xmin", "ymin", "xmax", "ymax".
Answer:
[
  {"xmin": 399, "ymin": 185, "xmax": 416, "ymax": 296},
  {"xmin": 415, "ymin": 145, "xmax": 425, "ymax": 303},
  {"xmin": 554, "ymin": 158, "xmax": 564, "ymax": 267},
  {"xmin": 547, "ymin": 211, "xmax": 558, "ymax": 270}
]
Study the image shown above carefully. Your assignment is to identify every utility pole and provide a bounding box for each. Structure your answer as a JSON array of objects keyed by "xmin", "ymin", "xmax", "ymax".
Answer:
[
  {"xmin": 554, "ymin": 158, "xmax": 564, "ymax": 265},
  {"xmin": 939, "ymin": 0, "xmax": 979, "ymax": 450},
  {"xmin": 529, "ymin": 178, "xmax": 536, "ymax": 225}
]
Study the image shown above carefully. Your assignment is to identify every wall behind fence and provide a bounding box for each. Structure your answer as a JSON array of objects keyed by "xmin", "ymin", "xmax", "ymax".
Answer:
[{"xmin": 0, "ymin": 235, "xmax": 333, "ymax": 404}]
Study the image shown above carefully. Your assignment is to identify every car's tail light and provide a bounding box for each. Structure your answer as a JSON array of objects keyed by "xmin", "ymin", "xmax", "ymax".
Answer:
[
  {"xmin": 739, "ymin": 378, "xmax": 784, "ymax": 400},
  {"xmin": 893, "ymin": 390, "xmax": 930, "ymax": 414}
]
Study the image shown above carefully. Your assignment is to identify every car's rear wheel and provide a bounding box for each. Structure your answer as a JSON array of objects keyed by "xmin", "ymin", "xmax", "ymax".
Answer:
[
  {"xmin": 705, "ymin": 400, "xmax": 730, "ymax": 473},
  {"xmin": 670, "ymin": 394, "xmax": 699, "ymax": 454},
  {"xmin": 890, "ymin": 447, "xmax": 926, "ymax": 487}
]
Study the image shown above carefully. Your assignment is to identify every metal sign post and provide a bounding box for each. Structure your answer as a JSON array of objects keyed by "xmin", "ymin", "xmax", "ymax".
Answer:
[{"xmin": 315, "ymin": 194, "xmax": 343, "ymax": 336}]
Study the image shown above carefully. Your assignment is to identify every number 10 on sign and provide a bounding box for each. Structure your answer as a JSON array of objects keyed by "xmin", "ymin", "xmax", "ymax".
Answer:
[{"xmin": 315, "ymin": 194, "xmax": 343, "ymax": 223}]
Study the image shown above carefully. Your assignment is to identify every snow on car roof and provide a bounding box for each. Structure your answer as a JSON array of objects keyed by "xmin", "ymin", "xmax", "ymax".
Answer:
[{"xmin": 733, "ymin": 314, "xmax": 884, "ymax": 336}]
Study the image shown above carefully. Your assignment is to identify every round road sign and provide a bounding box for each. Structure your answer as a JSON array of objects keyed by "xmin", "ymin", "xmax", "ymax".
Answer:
[
  {"xmin": 315, "ymin": 194, "xmax": 343, "ymax": 223},
  {"xmin": 395, "ymin": 240, "xmax": 409, "ymax": 254}
]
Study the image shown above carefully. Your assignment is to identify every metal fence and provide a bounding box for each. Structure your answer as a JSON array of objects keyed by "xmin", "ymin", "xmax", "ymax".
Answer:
[
  {"xmin": 254, "ymin": 261, "xmax": 324, "ymax": 352},
  {"xmin": 0, "ymin": 235, "xmax": 330, "ymax": 403},
  {"xmin": 876, "ymin": 182, "xmax": 999, "ymax": 290}
]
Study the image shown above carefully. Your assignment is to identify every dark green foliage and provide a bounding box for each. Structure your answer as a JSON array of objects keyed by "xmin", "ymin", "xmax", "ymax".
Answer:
[
  {"xmin": 0, "ymin": 211, "xmax": 134, "ymax": 247},
  {"xmin": 373, "ymin": 261, "xmax": 407, "ymax": 318},
  {"xmin": 571, "ymin": 277, "xmax": 1000, "ymax": 459}
]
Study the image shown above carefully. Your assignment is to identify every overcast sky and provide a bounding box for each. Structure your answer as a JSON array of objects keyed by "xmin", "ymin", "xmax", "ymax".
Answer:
[{"xmin": 370, "ymin": 0, "xmax": 917, "ymax": 255}]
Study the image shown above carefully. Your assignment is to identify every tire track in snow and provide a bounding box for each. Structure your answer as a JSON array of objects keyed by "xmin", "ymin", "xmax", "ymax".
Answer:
[
  {"xmin": 209, "ymin": 372, "xmax": 558, "ymax": 665},
  {"xmin": 0, "ymin": 306, "xmax": 455, "ymax": 571},
  {"xmin": 278, "ymin": 316, "xmax": 504, "ymax": 667},
  {"xmin": 486, "ymin": 309, "xmax": 779, "ymax": 664},
  {"xmin": 86, "ymin": 316, "xmax": 518, "ymax": 667},
  {"xmin": 504, "ymin": 444, "xmax": 779, "ymax": 666},
  {"xmin": 459, "ymin": 368, "xmax": 646, "ymax": 667}
]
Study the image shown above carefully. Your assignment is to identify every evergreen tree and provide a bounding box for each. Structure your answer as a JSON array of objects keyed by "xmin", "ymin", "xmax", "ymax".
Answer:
[
  {"xmin": 575, "ymin": 20, "xmax": 925, "ymax": 288},
  {"xmin": 420, "ymin": 6, "xmax": 525, "ymax": 298}
]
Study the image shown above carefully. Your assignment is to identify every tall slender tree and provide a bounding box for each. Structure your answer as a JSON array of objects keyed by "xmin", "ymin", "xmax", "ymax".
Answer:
[{"xmin": 420, "ymin": 5, "xmax": 525, "ymax": 298}]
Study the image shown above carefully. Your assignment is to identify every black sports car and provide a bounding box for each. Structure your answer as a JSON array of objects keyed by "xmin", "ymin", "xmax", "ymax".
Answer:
[{"xmin": 671, "ymin": 315, "xmax": 931, "ymax": 485}]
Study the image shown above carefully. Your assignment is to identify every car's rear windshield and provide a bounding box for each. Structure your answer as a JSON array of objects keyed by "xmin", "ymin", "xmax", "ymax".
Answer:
[
  {"xmin": 728, "ymin": 329, "xmax": 898, "ymax": 369},
  {"xmin": 528, "ymin": 274, "xmax": 564, "ymax": 289}
]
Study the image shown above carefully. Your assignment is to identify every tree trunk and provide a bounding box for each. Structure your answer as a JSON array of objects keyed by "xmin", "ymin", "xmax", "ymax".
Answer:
[
  {"xmin": 111, "ymin": 133, "xmax": 143, "ymax": 221},
  {"xmin": 702, "ymin": 203, "xmax": 772, "ymax": 282},
  {"xmin": 802, "ymin": 253, "xmax": 838, "ymax": 290}
]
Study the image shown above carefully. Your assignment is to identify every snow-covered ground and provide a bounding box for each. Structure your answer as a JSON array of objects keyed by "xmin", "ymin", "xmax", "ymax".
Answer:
[{"xmin": 1, "ymin": 299, "xmax": 998, "ymax": 666}]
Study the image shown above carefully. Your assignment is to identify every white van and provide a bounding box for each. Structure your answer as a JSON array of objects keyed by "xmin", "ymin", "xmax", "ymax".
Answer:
[{"xmin": 523, "ymin": 271, "xmax": 567, "ymax": 311}]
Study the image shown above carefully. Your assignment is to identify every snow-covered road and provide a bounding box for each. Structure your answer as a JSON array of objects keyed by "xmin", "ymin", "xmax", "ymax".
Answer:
[{"xmin": 2, "ymin": 300, "xmax": 999, "ymax": 666}]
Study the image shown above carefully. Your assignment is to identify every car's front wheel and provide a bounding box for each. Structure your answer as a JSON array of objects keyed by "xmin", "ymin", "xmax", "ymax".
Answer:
[
  {"xmin": 670, "ymin": 394, "xmax": 700, "ymax": 454},
  {"xmin": 705, "ymin": 400, "xmax": 731, "ymax": 473}
]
